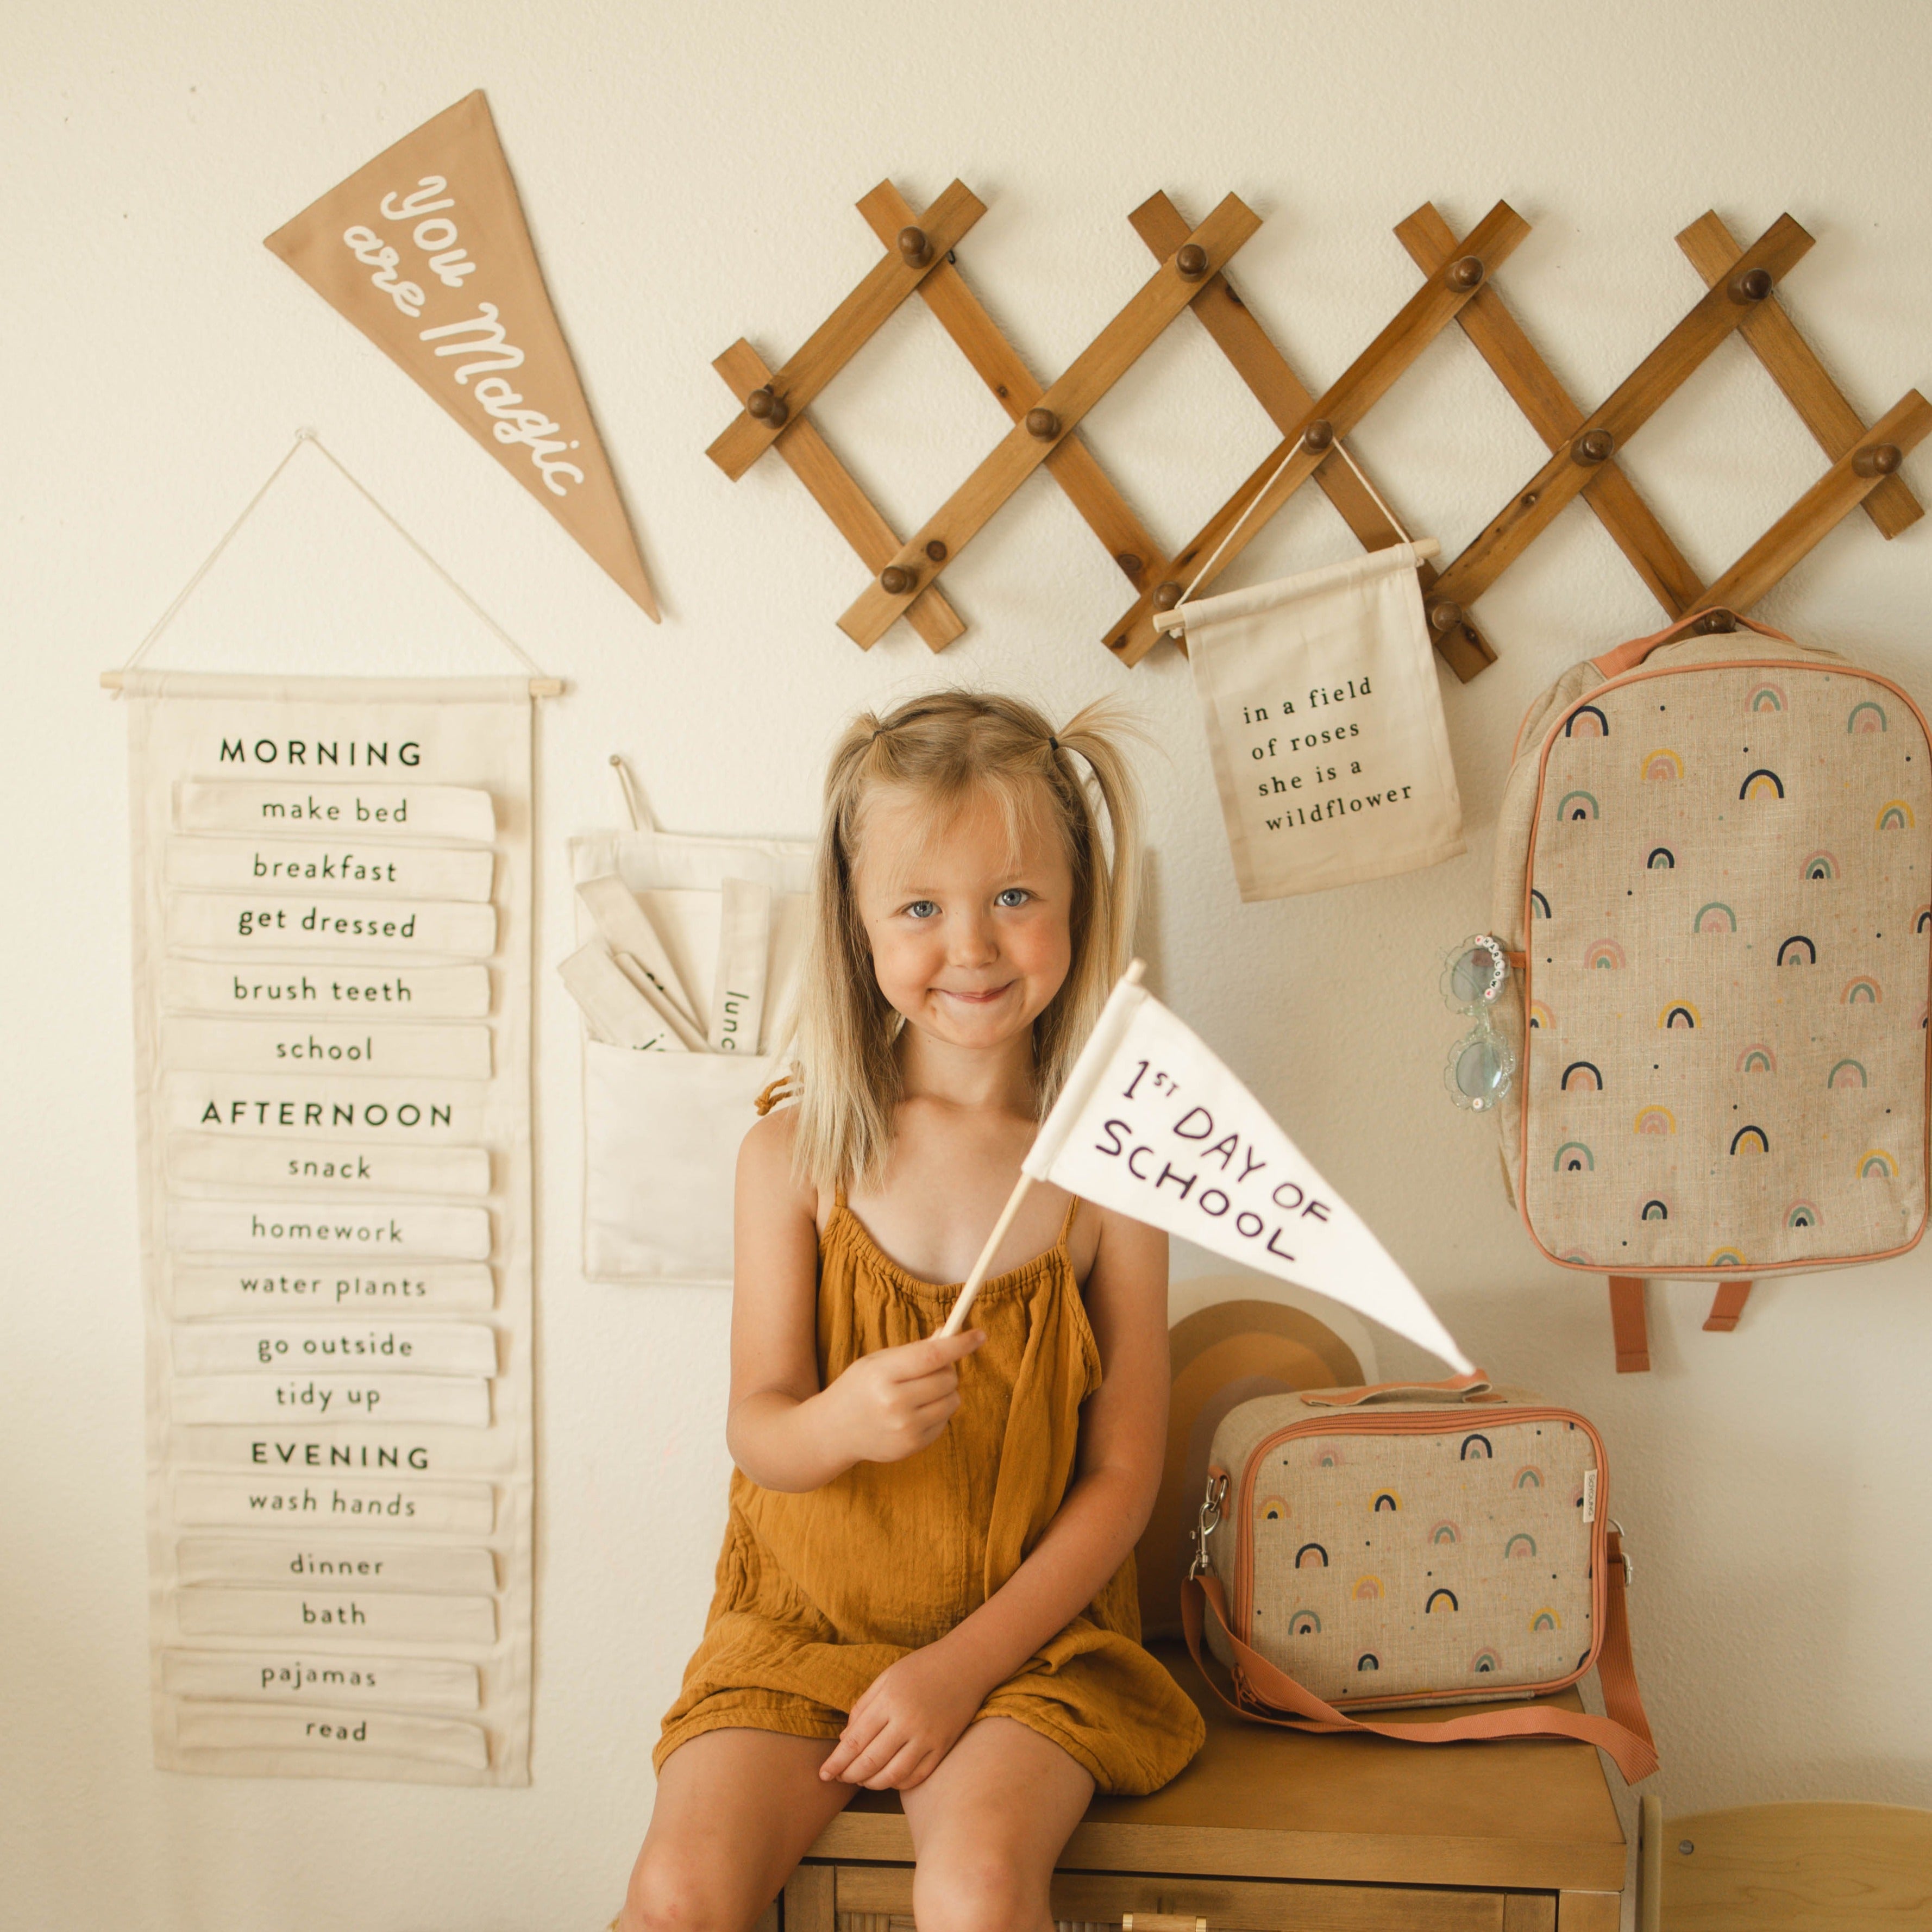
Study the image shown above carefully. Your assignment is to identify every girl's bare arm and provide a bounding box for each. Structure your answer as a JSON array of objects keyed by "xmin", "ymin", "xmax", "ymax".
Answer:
[{"xmin": 726, "ymin": 1112, "xmax": 980, "ymax": 1494}]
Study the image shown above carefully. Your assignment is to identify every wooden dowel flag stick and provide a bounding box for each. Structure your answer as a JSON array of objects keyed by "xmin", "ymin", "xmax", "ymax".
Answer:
[
  {"xmin": 941, "ymin": 962, "xmax": 1145, "ymax": 1338},
  {"xmin": 943, "ymin": 959, "xmax": 1470, "ymax": 1370}
]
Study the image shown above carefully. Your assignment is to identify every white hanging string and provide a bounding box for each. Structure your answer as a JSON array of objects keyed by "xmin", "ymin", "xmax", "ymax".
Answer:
[
  {"xmin": 609, "ymin": 752, "xmax": 653, "ymax": 832},
  {"xmin": 112, "ymin": 429, "xmax": 557, "ymax": 686},
  {"xmin": 1163, "ymin": 426, "xmax": 1420, "ymax": 631}
]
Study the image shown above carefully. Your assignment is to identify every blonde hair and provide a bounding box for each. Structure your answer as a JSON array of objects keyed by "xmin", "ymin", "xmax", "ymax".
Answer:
[{"xmin": 785, "ymin": 691, "xmax": 1142, "ymax": 1196}]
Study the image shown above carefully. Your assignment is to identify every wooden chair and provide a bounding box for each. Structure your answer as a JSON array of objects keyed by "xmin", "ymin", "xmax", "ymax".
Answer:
[
  {"xmin": 800, "ymin": 1289, "xmax": 1631, "ymax": 1931},
  {"xmin": 1136, "ymin": 1291, "xmax": 1363, "ymax": 1639},
  {"xmin": 1638, "ymin": 1795, "xmax": 1932, "ymax": 1929}
]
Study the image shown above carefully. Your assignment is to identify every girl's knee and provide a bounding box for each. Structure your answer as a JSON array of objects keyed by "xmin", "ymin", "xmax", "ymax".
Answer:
[
  {"xmin": 912, "ymin": 1847, "xmax": 1046, "ymax": 1932},
  {"xmin": 623, "ymin": 1843, "xmax": 750, "ymax": 1932}
]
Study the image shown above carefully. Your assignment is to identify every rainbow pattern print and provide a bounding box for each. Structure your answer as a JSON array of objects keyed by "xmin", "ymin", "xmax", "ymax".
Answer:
[
  {"xmin": 1521, "ymin": 658, "xmax": 1927, "ymax": 1277},
  {"xmin": 1245, "ymin": 1414, "xmax": 1600, "ymax": 1706}
]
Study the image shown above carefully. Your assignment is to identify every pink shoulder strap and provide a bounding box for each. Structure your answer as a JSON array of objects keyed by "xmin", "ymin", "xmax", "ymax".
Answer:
[
  {"xmin": 1590, "ymin": 607, "xmax": 1793, "ymax": 681},
  {"xmin": 1182, "ymin": 1532, "xmax": 1657, "ymax": 1784}
]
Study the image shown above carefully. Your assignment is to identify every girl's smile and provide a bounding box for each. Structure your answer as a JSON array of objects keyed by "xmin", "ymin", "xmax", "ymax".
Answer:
[{"xmin": 854, "ymin": 784, "xmax": 1074, "ymax": 1057}]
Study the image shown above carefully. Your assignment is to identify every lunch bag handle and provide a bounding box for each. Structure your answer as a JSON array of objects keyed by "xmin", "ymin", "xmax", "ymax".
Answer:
[
  {"xmin": 1589, "ymin": 607, "xmax": 1793, "ymax": 681},
  {"xmin": 1182, "ymin": 1528, "xmax": 1658, "ymax": 1783},
  {"xmin": 1300, "ymin": 1370, "xmax": 1494, "ymax": 1408}
]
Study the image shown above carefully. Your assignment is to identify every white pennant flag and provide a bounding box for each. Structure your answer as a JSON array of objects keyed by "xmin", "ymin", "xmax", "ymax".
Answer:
[{"xmin": 947, "ymin": 965, "xmax": 1469, "ymax": 1371}]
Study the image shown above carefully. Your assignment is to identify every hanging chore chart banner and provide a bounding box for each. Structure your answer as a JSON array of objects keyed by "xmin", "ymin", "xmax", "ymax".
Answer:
[{"xmin": 121, "ymin": 672, "xmax": 534, "ymax": 1785}]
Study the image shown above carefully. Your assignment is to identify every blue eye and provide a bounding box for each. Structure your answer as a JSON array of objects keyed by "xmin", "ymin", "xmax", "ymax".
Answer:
[
  {"xmin": 906, "ymin": 900, "xmax": 939, "ymax": 919},
  {"xmin": 995, "ymin": 888, "xmax": 1030, "ymax": 908}
]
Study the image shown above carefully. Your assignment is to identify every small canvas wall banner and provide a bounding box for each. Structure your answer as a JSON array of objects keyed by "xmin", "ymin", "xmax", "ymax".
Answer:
[
  {"xmin": 121, "ymin": 672, "xmax": 534, "ymax": 1784},
  {"xmin": 266, "ymin": 91, "xmax": 660, "ymax": 620},
  {"xmin": 1178, "ymin": 543, "xmax": 1465, "ymax": 901}
]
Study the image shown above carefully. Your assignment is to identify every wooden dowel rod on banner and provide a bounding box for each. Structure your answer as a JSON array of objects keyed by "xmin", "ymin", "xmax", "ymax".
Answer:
[
  {"xmin": 1152, "ymin": 537, "xmax": 1439, "ymax": 636},
  {"xmin": 100, "ymin": 671, "xmax": 566, "ymax": 697},
  {"xmin": 939, "ymin": 1174, "xmax": 1034, "ymax": 1339}
]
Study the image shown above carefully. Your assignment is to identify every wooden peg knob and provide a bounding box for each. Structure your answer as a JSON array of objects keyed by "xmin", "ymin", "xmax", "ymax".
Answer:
[
  {"xmin": 745, "ymin": 386, "xmax": 788, "ymax": 428},
  {"xmin": 1025, "ymin": 407, "xmax": 1059, "ymax": 441},
  {"xmin": 1302, "ymin": 419, "xmax": 1334, "ymax": 452},
  {"xmin": 1428, "ymin": 600, "xmax": 1464, "ymax": 633},
  {"xmin": 880, "ymin": 564, "xmax": 917, "ymax": 596},
  {"xmin": 1176, "ymin": 243, "xmax": 1209, "ymax": 280},
  {"xmin": 1152, "ymin": 582, "xmax": 1183, "ymax": 611},
  {"xmin": 1854, "ymin": 442, "xmax": 1902, "ymax": 478},
  {"xmin": 1697, "ymin": 608, "xmax": 1737, "ymax": 633},
  {"xmin": 1728, "ymin": 266, "xmax": 1773, "ymax": 303},
  {"xmin": 1447, "ymin": 256, "xmax": 1485, "ymax": 291},
  {"xmin": 1572, "ymin": 428, "xmax": 1615, "ymax": 465},
  {"xmin": 925, "ymin": 538, "xmax": 949, "ymax": 562},
  {"xmin": 898, "ymin": 226, "xmax": 933, "ymax": 267}
]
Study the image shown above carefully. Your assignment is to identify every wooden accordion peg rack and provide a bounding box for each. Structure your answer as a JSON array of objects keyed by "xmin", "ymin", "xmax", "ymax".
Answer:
[{"xmin": 708, "ymin": 184, "xmax": 1927, "ymax": 672}]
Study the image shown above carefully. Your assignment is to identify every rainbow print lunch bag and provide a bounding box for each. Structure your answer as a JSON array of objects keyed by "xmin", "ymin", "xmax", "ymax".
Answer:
[
  {"xmin": 1490, "ymin": 609, "xmax": 1932, "ymax": 1370},
  {"xmin": 1182, "ymin": 1373, "xmax": 1657, "ymax": 1782}
]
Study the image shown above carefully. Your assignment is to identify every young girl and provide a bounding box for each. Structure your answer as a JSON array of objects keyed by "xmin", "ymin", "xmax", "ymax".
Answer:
[{"xmin": 619, "ymin": 692, "xmax": 1203, "ymax": 1932}]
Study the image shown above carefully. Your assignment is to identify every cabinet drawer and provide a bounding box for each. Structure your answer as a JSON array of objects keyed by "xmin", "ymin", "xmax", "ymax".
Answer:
[{"xmin": 825, "ymin": 1862, "xmax": 1523, "ymax": 1932}]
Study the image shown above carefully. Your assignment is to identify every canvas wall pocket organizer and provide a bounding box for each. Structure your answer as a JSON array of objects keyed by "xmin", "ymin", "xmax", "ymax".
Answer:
[
  {"xmin": 1184, "ymin": 1375, "xmax": 1657, "ymax": 1784},
  {"xmin": 1490, "ymin": 610, "xmax": 1932, "ymax": 1372},
  {"xmin": 564, "ymin": 778, "xmax": 812, "ymax": 1286}
]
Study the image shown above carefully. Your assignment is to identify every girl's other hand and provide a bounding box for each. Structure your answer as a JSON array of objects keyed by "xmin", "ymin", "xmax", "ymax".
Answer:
[
  {"xmin": 827, "ymin": 1330, "xmax": 983, "ymax": 1466},
  {"xmin": 820, "ymin": 1645, "xmax": 984, "ymax": 1790}
]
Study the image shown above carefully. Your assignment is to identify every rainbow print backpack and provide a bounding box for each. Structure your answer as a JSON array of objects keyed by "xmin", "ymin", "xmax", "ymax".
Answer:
[{"xmin": 1491, "ymin": 609, "xmax": 1932, "ymax": 1371}]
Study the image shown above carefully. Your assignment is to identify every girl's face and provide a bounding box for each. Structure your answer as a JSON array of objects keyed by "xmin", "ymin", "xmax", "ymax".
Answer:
[{"xmin": 852, "ymin": 781, "xmax": 1074, "ymax": 1053}]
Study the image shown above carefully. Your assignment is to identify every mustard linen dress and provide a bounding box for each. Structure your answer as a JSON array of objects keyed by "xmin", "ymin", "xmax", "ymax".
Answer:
[{"xmin": 656, "ymin": 1193, "xmax": 1205, "ymax": 1795}]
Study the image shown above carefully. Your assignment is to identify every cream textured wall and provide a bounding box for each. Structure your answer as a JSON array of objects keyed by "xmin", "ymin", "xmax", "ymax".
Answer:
[{"xmin": 5, "ymin": 2, "xmax": 1930, "ymax": 1925}]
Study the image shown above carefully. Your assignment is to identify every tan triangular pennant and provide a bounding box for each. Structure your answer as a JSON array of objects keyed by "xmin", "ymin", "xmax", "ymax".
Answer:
[{"xmin": 266, "ymin": 90, "xmax": 659, "ymax": 620}]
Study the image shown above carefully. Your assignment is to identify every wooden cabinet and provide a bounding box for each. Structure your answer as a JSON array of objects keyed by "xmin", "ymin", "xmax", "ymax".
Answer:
[{"xmin": 790, "ymin": 1642, "xmax": 1626, "ymax": 1932}]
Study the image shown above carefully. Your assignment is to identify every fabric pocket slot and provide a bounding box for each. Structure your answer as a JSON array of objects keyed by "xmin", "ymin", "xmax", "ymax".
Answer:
[
  {"xmin": 175, "ymin": 1586, "xmax": 497, "ymax": 1645},
  {"xmin": 172, "ymin": 1472, "xmax": 496, "ymax": 1534},
  {"xmin": 166, "ymin": 893, "xmax": 499, "ymax": 957},
  {"xmin": 171, "ymin": 1373, "xmax": 492, "ymax": 1429},
  {"xmin": 165, "ymin": 836, "xmax": 497, "ymax": 901},
  {"xmin": 176, "ymin": 781, "xmax": 497, "ymax": 845},
  {"xmin": 173, "ymin": 1538, "xmax": 498, "ymax": 1594},
  {"xmin": 162, "ymin": 959, "xmax": 493, "ymax": 1019},
  {"xmin": 167, "ymin": 1260, "xmax": 495, "ymax": 1318},
  {"xmin": 710, "ymin": 878, "xmax": 773, "ymax": 1053},
  {"xmin": 581, "ymin": 1044, "xmax": 779, "ymax": 1282},
  {"xmin": 173, "ymin": 1701, "xmax": 491, "ymax": 1769},
  {"xmin": 162, "ymin": 1648, "xmax": 481, "ymax": 1711},
  {"xmin": 167, "ymin": 1133, "xmax": 492, "ymax": 1197},
  {"xmin": 168, "ymin": 1199, "xmax": 493, "ymax": 1260},
  {"xmin": 172, "ymin": 1322, "xmax": 498, "ymax": 1378},
  {"xmin": 161, "ymin": 1017, "xmax": 492, "ymax": 1081}
]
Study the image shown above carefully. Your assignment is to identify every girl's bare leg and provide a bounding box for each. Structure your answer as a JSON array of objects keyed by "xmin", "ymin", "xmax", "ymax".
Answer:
[
  {"xmin": 900, "ymin": 1716, "xmax": 1094, "ymax": 1932},
  {"xmin": 620, "ymin": 1728, "xmax": 854, "ymax": 1932}
]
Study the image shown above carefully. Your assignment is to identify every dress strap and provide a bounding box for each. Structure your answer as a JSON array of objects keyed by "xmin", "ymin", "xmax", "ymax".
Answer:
[
  {"xmin": 752, "ymin": 1074, "xmax": 797, "ymax": 1116},
  {"xmin": 1057, "ymin": 1191, "xmax": 1083, "ymax": 1248}
]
